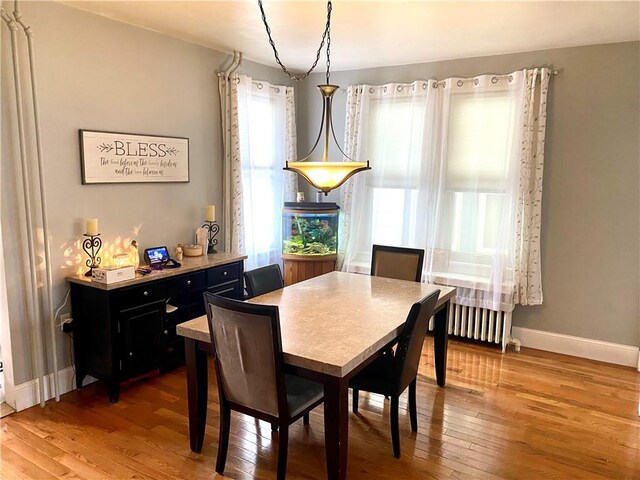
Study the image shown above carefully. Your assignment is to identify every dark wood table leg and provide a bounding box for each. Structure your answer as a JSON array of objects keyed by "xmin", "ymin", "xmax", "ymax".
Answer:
[
  {"xmin": 433, "ymin": 301, "xmax": 450, "ymax": 387},
  {"xmin": 185, "ymin": 338, "xmax": 208, "ymax": 453},
  {"xmin": 323, "ymin": 376, "xmax": 349, "ymax": 480}
]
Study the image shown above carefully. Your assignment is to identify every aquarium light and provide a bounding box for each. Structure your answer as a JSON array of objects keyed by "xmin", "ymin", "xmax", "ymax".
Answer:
[{"xmin": 259, "ymin": 1, "xmax": 371, "ymax": 195}]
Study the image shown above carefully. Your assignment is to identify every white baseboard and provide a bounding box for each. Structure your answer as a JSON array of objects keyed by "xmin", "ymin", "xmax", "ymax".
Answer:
[
  {"xmin": 512, "ymin": 327, "xmax": 640, "ymax": 369},
  {"xmin": 10, "ymin": 367, "xmax": 96, "ymax": 412}
]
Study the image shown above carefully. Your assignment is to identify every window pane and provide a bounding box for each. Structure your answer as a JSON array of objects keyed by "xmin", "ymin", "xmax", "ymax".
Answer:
[
  {"xmin": 446, "ymin": 91, "xmax": 515, "ymax": 192},
  {"xmin": 450, "ymin": 191, "xmax": 507, "ymax": 255},
  {"xmin": 371, "ymin": 188, "xmax": 405, "ymax": 245},
  {"xmin": 367, "ymin": 98, "xmax": 425, "ymax": 188},
  {"xmin": 481, "ymin": 193, "xmax": 505, "ymax": 252}
]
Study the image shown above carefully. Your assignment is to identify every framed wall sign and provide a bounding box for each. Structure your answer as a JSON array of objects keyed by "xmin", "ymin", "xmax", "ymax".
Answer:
[{"xmin": 79, "ymin": 130, "xmax": 189, "ymax": 184}]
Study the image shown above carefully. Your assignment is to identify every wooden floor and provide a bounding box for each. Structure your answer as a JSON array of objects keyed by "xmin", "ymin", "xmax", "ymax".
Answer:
[{"xmin": 1, "ymin": 340, "xmax": 639, "ymax": 479}]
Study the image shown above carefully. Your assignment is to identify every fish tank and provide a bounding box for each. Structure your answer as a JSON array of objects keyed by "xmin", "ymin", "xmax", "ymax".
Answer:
[{"xmin": 282, "ymin": 202, "xmax": 339, "ymax": 257}]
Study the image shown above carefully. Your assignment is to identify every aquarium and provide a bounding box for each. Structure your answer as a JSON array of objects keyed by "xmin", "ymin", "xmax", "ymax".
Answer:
[{"xmin": 282, "ymin": 202, "xmax": 339, "ymax": 256}]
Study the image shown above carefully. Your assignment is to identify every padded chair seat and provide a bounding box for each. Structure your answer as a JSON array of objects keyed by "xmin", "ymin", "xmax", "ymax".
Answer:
[
  {"xmin": 285, "ymin": 374, "xmax": 324, "ymax": 418},
  {"xmin": 349, "ymin": 352, "xmax": 397, "ymax": 397}
]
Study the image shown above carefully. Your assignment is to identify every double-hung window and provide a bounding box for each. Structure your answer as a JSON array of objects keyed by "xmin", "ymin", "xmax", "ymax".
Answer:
[
  {"xmin": 346, "ymin": 91, "xmax": 431, "ymax": 268},
  {"xmin": 236, "ymin": 76, "xmax": 296, "ymax": 270},
  {"xmin": 341, "ymin": 70, "xmax": 549, "ymax": 309},
  {"xmin": 342, "ymin": 78, "xmax": 522, "ymax": 295},
  {"xmin": 437, "ymin": 88, "xmax": 519, "ymax": 282}
]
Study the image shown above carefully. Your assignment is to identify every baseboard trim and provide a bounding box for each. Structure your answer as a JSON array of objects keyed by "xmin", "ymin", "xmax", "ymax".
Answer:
[
  {"xmin": 11, "ymin": 367, "xmax": 96, "ymax": 412},
  {"xmin": 512, "ymin": 327, "xmax": 640, "ymax": 369}
]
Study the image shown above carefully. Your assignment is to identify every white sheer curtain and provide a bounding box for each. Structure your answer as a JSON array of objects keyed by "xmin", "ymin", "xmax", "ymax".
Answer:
[
  {"xmin": 233, "ymin": 75, "xmax": 297, "ymax": 270},
  {"xmin": 340, "ymin": 69, "xmax": 550, "ymax": 312},
  {"xmin": 338, "ymin": 81, "xmax": 440, "ymax": 270}
]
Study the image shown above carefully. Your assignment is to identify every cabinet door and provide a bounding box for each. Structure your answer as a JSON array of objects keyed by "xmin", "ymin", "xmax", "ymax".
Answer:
[{"xmin": 120, "ymin": 301, "xmax": 164, "ymax": 376}]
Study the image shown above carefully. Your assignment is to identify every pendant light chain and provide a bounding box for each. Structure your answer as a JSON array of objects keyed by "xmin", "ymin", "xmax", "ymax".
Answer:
[
  {"xmin": 325, "ymin": 14, "xmax": 331, "ymax": 84},
  {"xmin": 258, "ymin": 0, "xmax": 332, "ymax": 82}
]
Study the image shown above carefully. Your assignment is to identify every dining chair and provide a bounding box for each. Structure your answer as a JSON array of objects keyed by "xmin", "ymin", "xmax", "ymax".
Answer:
[
  {"xmin": 371, "ymin": 244, "xmax": 425, "ymax": 282},
  {"xmin": 244, "ymin": 263, "xmax": 285, "ymax": 298},
  {"xmin": 371, "ymin": 244, "xmax": 426, "ymax": 360},
  {"xmin": 203, "ymin": 292, "xmax": 324, "ymax": 479},
  {"xmin": 350, "ymin": 289, "xmax": 440, "ymax": 458}
]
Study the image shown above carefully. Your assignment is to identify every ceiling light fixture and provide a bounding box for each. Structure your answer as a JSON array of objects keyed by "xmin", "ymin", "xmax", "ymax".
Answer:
[{"xmin": 258, "ymin": 0, "xmax": 370, "ymax": 195}]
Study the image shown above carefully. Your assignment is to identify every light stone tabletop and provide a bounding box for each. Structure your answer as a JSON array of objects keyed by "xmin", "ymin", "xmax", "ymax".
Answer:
[{"xmin": 177, "ymin": 271, "xmax": 455, "ymax": 378}]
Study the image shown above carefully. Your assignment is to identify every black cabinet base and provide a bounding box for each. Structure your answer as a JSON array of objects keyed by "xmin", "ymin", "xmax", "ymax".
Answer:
[{"xmin": 70, "ymin": 260, "xmax": 244, "ymax": 403}]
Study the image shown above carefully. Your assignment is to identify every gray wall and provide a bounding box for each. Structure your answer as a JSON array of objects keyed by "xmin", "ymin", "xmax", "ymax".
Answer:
[
  {"xmin": 0, "ymin": 0, "xmax": 287, "ymax": 384},
  {"xmin": 297, "ymin": 42, "xmax": 640, "ymax": 347},
  {"xmin": 2, "ymin": 2, "xmax": 638, "ymax": 388}
]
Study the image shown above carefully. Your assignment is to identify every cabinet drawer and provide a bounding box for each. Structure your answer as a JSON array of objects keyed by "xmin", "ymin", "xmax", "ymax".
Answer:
[
  {"xmin": 206, "ymin": 281, "xmax": 241, "ymax": 300},
  {"xmin": 115, "ymin": 282, "xmax": 165, "ymax": 311},
  {"xmin": 207, "ymin": 263, "xmax": 240, "ymax": 286},
  {"xmin": 167, "ymin": 271, "xmax": 205, "ymax": 293}
]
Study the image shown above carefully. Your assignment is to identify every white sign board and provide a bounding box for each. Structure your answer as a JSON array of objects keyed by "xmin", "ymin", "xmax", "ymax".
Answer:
[{"xmin": 80, "ymin": 130, "xmax": 189, "ymax": 184}]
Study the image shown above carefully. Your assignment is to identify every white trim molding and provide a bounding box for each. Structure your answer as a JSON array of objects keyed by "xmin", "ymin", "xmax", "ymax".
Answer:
[
  {"xmin": 512, "ymin": 327, "xmax": 640, "ymax": 369},
  {"xmin": 10, "ymin": 367, "xmax": 95, "ymax": 412}
]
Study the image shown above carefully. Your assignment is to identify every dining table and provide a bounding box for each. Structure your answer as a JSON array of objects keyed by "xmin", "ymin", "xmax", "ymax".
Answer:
[{"xmin": 177, "ymin": 271, "xmax": 456, "ymax": 480}]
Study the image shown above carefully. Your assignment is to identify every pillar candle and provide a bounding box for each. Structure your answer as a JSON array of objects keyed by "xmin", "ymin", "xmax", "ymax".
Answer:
[
  {"xmin": 206, "ymin": 205, "xmax": 216, "ymax": 222},
  {"xmin": 86, "ymin": 218, "xmax": 99, "ymax": 236}
]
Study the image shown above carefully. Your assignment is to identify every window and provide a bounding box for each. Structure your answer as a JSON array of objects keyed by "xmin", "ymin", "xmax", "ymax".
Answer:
[
  {"xmin": 343, "ymin": 81, "xmax": 521, "ymax": 288},
  {"xmin": 444, "ymin": 91, "xmax": 517, "ymax": 264},
  {"xmin": 342, "ymin": 71, "xmax": 548, "ymax": 308},
  {"xmin": 236, "ymin": 78, "xmax": 295, "ymax": 270},
  {"xmin": 349, "ymin": 97, "xmax": 428, "ymax": 265}
]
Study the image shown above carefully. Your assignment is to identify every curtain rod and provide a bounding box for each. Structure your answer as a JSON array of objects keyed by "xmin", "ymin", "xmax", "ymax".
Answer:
[{"xmin": 338, "ymin": 67, "xmax": 560, "ymax": 93}]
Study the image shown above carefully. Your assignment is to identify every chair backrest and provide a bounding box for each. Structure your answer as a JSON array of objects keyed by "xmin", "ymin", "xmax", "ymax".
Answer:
[
  {"xmin": 244, "ymin": 264, "xmax": 285, "ymax": 298},
  {"xmin": 371, "ymin": 245, "xmax": 425, "ymax": 282},
  {"xmin": 203, "ymin": 292, "xmax": 286, "ymax": 418},
  {"xmin": 392, "ymin": 290, "xmax": 440, "ymax": 394}
]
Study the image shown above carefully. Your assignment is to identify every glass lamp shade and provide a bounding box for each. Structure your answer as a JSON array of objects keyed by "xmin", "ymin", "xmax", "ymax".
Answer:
[{"xmin": 285, "ymin": 160, "xmax": 370, "ymax": 194}]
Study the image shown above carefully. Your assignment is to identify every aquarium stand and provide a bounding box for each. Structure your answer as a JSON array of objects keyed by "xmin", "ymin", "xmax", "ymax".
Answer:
[{"xmin": 281, "ymin": 253, "xmax": 337, "ymax": 286}]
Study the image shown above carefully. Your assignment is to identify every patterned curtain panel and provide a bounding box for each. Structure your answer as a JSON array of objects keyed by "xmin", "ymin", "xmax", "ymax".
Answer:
[
  {"xmin": 339, "ymin": 69, "xmax": 551, "ymax": 311},
  {"xmin": 514, "ymin": 68, "xmax": 551, "ymax": 305},
  {"xmin": 218, "ymin": 75, "xmax": 242, "ymax": 253}
]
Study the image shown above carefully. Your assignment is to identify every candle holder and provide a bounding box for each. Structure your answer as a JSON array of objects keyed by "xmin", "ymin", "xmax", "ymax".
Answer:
[
  {"xmin": 202, "ymin": 221, "xmax": 220, "ymax": 254},
  {"xmin": 82, "ymin": 233, "xmax": 103, "ymax": 277}
]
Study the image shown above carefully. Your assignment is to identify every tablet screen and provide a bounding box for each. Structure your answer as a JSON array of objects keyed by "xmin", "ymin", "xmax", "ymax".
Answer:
[{"xmin": 146, "ymin": 246, "xmax": 170, "ymax": 265}]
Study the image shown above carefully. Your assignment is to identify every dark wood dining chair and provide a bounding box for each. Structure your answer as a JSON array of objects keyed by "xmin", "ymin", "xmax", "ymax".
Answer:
[
  {"xmin": 371, "ymin": 244, "xmax": 426, "ymax": 359},
  {"xmin": 244, "ymin": 263, "xmax": 285, "ymax": 298},
  {"xmin": 371, "ymin": 244, "xmax": 425, "ymax": 282},
  {"xmin": 203, "ymin": 292, "xmax": 324, "ymax": 480},
  {"xmin": 350, "ymin": 289, "xmax": 440, "ymax": 458}
]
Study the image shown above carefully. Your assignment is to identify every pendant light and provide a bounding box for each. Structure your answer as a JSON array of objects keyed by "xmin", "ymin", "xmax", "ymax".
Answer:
[{"xmin": 259, "ymin": 0, "xmax": 370, "ymax": 195}]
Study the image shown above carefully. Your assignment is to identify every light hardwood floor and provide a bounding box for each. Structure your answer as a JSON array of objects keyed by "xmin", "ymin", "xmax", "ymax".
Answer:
[{"xmin": 1, "ymin": 340, "xmax": 639, "ymax": 479}]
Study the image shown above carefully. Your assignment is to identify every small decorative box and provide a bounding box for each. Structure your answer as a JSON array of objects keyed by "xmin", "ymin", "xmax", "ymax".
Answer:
[{"xmin": 92, "ymin": 265, "xmax": 135, "ymax": 284}]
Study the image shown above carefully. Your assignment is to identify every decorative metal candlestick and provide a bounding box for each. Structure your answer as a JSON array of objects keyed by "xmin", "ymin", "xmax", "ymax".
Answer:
[
  {"xmin": 202, "ymin": 221, "xmax": 220, "ymax": 254},
  {"xmin": 82, "ymin": 233, "xmax": 102, "ymax": 277}
]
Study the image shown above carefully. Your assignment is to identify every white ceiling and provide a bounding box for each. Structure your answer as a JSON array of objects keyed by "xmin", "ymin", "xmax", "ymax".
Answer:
[{"xmin": 60, "ymin": 1, "xmax": 640, "ymax": 72}]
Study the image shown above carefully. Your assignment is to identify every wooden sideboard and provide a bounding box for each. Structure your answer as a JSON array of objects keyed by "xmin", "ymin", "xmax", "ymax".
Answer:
[{"xmin": 67, "ymin": 253, "xmax": 246, "ymax": 402}]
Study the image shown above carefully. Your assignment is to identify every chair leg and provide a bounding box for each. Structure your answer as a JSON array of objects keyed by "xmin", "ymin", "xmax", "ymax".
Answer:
[
  {"xmin": 352, "ymin": 388, "xmax": 359, "ymax": 413},
  {"xmin": 303, "ymin": 413, "xmax": 310, "ymax": 425},
  {"xmin": 216, "ymin": 405, "xmax": 231, "ymax": 473},
  {"xmin": 409, "ymin": 378, "xmax": 418, "ymax": 433},
  {"xmin": 276, "ymin": 425, "xmax": 289, "ymax": 480},
  {"xmin": 390, "ymin": 396, "xmax": 400, "ymax": 458},
  {"xmin": 271, "ymin": 422, "xmax": 279, "ymax": 432}
]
